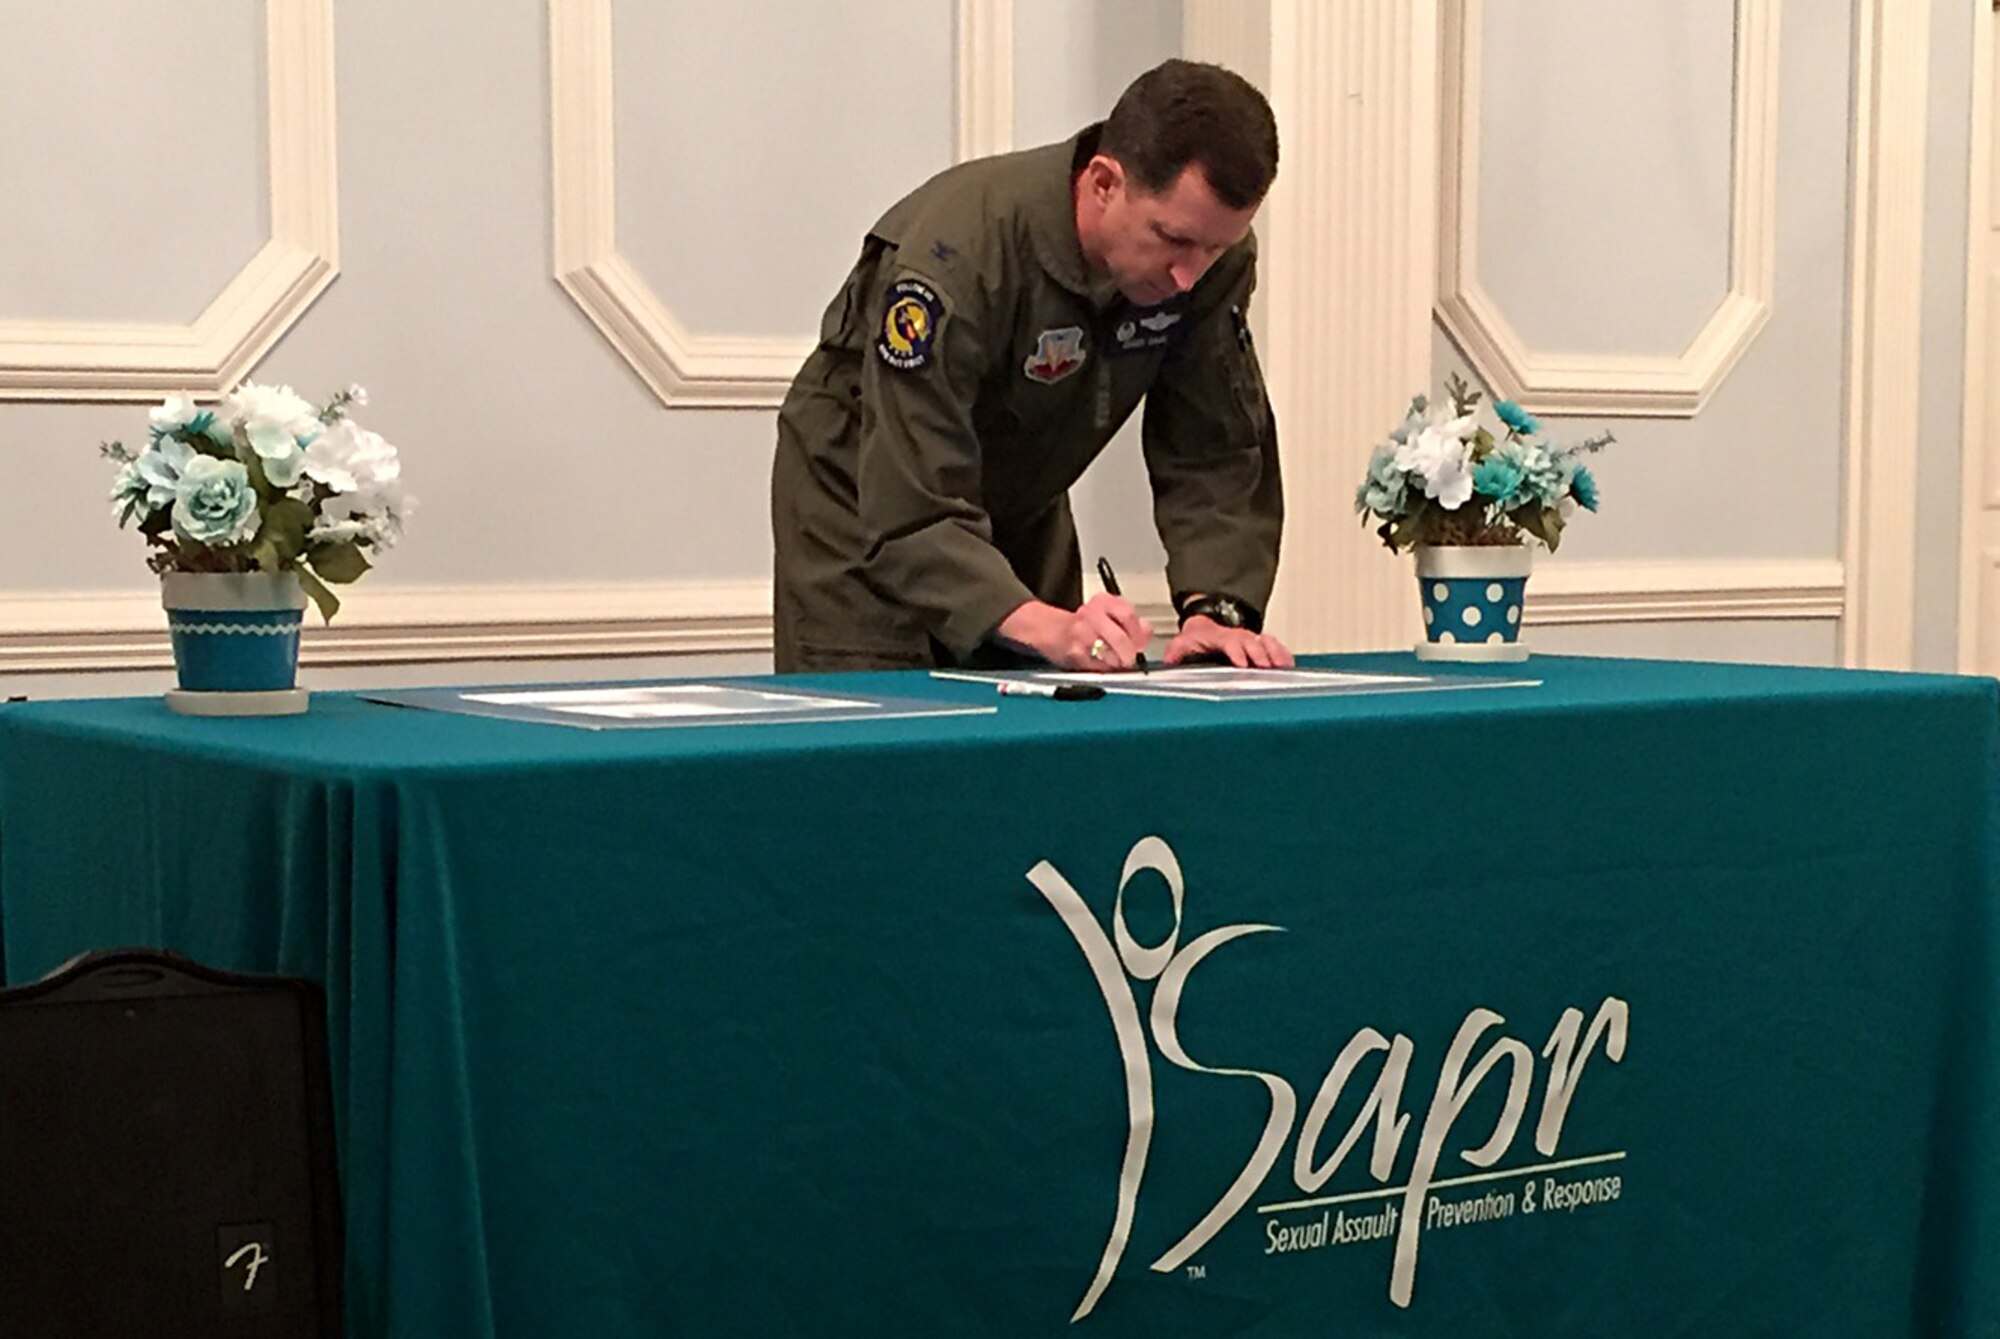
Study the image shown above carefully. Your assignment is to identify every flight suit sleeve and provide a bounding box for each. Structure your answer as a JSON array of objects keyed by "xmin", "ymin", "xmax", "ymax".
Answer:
[
  {"xmin": 1141, "ymin": 240, "xmax": 1284, "ymax": 616},
  {"xmin": 853, "ymin": 266, "xmax": 1035, "ymax": 658}
]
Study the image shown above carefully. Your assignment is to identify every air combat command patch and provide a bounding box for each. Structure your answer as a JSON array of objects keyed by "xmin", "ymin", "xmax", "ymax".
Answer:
[
  {"xmin": 878, "ymin": 279, "xmax": 945, "ymax": 371},
  {"xmin": 1023, "ymin": 326, "xmax": 1087, "ymax": 384}
]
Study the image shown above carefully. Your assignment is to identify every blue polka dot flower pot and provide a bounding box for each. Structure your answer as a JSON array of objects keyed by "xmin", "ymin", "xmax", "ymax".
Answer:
[
  {"xmin": 1414, "ymin": 544, "xmax": 1531, "ymax": 663},
  {"xmin": 161, "ymin": 573, "xmax": 310, "ymax": 716}
]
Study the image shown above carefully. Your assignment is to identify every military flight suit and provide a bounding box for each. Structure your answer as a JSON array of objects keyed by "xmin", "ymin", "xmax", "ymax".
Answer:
[{"xmin": 770, "ymin": 125, "xmax": 1282, "ymax": 671}]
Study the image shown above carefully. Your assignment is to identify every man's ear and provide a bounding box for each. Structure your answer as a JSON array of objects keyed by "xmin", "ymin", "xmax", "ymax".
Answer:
[{"xmin": 1081, "ymin": 154, "xmax": 1124, "ymax": 203}]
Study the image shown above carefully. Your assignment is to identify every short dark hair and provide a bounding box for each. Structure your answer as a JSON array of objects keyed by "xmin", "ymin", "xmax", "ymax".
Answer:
[{"xmin": 1099, "ymin": 59, "xmax": 1279, "ymax": 210}]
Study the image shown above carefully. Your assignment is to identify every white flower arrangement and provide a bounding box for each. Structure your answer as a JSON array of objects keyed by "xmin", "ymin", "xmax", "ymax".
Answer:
[
  {"xmin": 1356, "ymin": 373, "xmax": 1613, "ymax": 553},
  {"xmin": 103, "ymin": 382, "xmax": 412, "ymax": 620}
]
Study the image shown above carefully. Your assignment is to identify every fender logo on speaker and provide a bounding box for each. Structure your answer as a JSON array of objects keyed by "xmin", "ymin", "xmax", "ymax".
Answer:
[
  {"xmin": 218, "ymin": 1223, "xmax": 278, "ymax": 1311},
  {"xmin": 224, "ymin": 1241, "xmax": 269, "ymax": 1291}
]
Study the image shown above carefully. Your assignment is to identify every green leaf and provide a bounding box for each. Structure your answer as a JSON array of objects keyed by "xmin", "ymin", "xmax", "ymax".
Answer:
[
  {"xmin": 1510, "ymin": 505, "xmax": 1557, "ymax": 549},
  {"xmin": 261, "ymin": 498, "xmax": 312, "ymax": 561},
  {"xmin": 188, "ymin": 425, "xmax": 235, "ymax": 460},
  {"xmin": 308, "ymin": 540, "xmax": 371, "ymax": 584},
  {"xmin": 296, "ymin": 566, "xmax": 340, "ymax": 623}
]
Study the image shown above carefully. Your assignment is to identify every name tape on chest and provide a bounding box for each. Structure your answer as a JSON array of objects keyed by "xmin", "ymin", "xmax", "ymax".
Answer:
[{"xmin": 1109, "ymin": 303, "xmax": 1188, "ymax": 357}]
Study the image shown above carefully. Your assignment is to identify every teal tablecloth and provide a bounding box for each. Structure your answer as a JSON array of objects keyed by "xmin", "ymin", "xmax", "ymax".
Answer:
[{"xmin": 2, "ymin": 654, "xmax": 1997, "ymax": 1338}]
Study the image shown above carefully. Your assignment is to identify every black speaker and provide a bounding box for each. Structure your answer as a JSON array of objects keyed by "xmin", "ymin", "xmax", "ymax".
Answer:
[{"xmin": 0, "ymin": 949, "xmax": 343, "ymax": 1338}]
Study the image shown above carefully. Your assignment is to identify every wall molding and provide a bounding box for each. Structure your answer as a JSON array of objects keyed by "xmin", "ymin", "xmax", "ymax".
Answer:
[
  {"xmin": 1978, "ymin": 549, "xmax": 2000, "ymax": 674},
  {"xmin": 549, "ymin": 0, "xmax": 1013, "ymax": 410},
  {"xmin": 0, "ymin": 581, "xmax": 773, "ymax": 675},
  {"xmin": 0, "ymin": 0, "xmax": 339, "ymax": 402},
  {"xmin": 1842, "ymin": 0, "xmax": 1930, "ymax": 670},
  {"xmin": 1435, "ymin": 0, "xmax": 1780, "ymax": 417},
  {"xmin": 0, "ymin": 559, "xmax": 1840, "ymax": 677},
  {"xmin": 1960, "ymin": 3, "xmax": 1996, "ymax": 675},
  {"xmin": 956, "ymin": 0, "xmax": 1015, "ymax": 163},
  {"xmin": 1528, "ymin": 558, "xmax": 1844, "ymax": 624}
]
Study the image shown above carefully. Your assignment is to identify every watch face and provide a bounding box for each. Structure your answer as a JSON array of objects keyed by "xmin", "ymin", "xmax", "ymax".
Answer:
[{"xmin": 1210, "ymin": 596, "xmax": 1246, "ymax": 628}]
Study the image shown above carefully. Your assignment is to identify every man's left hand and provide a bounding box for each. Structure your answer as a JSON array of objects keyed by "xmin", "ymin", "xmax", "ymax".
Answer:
[{"xmin": 1163, "ymin": 615, "xmax": 1294, "ymax": 668}]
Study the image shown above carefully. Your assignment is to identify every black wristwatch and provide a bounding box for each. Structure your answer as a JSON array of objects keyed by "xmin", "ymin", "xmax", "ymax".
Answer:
[{"xmin": 1173, "ymin": 591, "xmax": 1263, "ymax": 633}]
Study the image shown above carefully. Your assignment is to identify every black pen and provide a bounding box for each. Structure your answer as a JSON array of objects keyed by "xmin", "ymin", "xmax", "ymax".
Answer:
[{"xmin": 1094, "ymin": 556, "xmax": 1149, "ymax": 673}]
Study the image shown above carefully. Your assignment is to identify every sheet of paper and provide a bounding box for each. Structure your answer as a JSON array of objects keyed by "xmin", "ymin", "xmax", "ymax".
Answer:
[
  {"xmin": 460, "ymin": 685, "xmax": 877, "ymax": 719},
  {"xmin": 365, "ymin": 682, "xmax": 995, "ymax": 730},
  {"xmin": 932, "ymin": 666, "xmax": 1541, "ymax": 702}
]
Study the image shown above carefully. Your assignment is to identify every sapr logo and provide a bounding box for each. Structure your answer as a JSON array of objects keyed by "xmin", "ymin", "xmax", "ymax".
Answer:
[{"xmin": 1028, "ymin": 836, "xmax": 1629, "ymax": 1322}]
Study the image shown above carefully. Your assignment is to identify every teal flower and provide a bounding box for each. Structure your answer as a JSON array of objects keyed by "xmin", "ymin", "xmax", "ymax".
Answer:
[
  {"xmin": 1471, "ymin": 453, "xmax": 1526, "ymax": 505},
  {"xmin": 170, "ymin": 455, "xmax": 261, "ymax": 547},
  {"xmin": 134, "ymin": 437, "xmax": 197, "ymax": 509},
  {"xmin": 1355, "ymin": 442, "xmax": 1408, "ymax": 516},
  {"xmin": 1494, "ymin": 399, "xmax": 1540, "ymax": 436},
  {"xmin": 1571, "ymin": 463, "xmax": 1599, "ymax": 512},
  {"xmin": 1519, "ymin": 444, "xmax": 1574, "ymax": 507},
  {"xmin": 1388, "ymin": 395, "xmax": 1427, "ymax": 444}
]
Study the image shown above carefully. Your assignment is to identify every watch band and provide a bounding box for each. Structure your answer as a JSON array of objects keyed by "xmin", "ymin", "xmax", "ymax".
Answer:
[{"xmin": 1172, "ymin": 591, "xmax": 1264, "ymax": 634}]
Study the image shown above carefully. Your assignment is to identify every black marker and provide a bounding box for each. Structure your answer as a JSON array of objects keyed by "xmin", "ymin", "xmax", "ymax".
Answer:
[
  {"xmin": 997, "ymin": 681, "xmax": 1106, "ymax": 701},
  {"xmin": 1094, "ymin": 556, "xmax": 1150, "ymax": 673}
]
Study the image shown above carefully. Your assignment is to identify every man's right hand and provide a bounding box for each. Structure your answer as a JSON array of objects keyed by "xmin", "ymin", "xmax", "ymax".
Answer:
[{"xmin": 993, "ymin": 596, "xmax": 1153, "ymax": 671}]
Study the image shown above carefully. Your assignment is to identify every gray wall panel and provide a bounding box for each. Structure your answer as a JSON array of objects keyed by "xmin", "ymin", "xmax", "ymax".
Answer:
[{"xmin": 0, "ymin": 0, "xmax": 264, "ymax": 323}]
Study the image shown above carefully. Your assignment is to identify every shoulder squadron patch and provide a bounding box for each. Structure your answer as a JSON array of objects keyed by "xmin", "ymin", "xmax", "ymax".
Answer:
[
  {"xmin": 1023, "ymin": 327, "xmax": 1087, "ymax": 384},
  {"xmin": 878, "ymin": 279, "xmax": 945, "ymax": 371}
]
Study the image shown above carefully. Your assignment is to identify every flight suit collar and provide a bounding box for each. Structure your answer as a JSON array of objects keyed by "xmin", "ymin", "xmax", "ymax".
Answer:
[{"xmin": 1026, "ymin": 124, "xmax": 1122, "ymax": 308}]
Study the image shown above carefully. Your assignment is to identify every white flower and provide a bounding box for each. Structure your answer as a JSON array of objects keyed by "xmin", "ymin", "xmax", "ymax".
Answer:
[
  {"xmin": 302, "ymin": 420, "xmax": 400, "ymax": 494},
  {"xmin": 148, "ymin": 394, "xmax": 204, "ymax": 438},
  {"xmin": 1427, "ymin": 458, "xmax": 1475, "ymax": 510},
  {"xmin": 1394, "ymin": 425, "xmax": 1475, "ymax": 510},
  {"xmin": 306, "ymin": 517, "xmax": 372, "ymax": 545},
  {"xmin": 264, "ymin": 441, "xmax": 309, "ymax": 488},
  {"xmin": 110, "ymin": 462, "xmax": 150, "ymax": 525},
  {"xmin": 224, "ymin": 382, "xmax": 318, "ymax": 485},
  {"xmin": 312, "ymin": 480, "xmax": 416, "ymax": 552},
  {"xmin": 1424, "ymin": 403, "xmax": 1477, "ymax": 440}
]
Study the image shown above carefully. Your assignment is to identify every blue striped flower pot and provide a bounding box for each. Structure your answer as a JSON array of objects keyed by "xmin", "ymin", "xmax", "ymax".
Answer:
[
  {"xmin": 161, "ymin": 573, "xmax": 309, "ymax": 715},
  {"xmin": 1414, "ymin": 545, "xmax": 1531, "ymax": 663}
]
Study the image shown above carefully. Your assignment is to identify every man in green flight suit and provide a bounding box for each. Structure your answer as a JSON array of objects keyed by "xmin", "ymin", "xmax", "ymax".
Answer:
[{"xmin": 771, "ymin": 58, "xmax": 1293, "ymax": 674}]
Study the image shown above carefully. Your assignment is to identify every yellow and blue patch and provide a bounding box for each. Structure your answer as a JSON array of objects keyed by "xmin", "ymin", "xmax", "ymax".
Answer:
[{"xmin": 878, "ymin": 279, "xmax": 944, "ymax": 371}]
